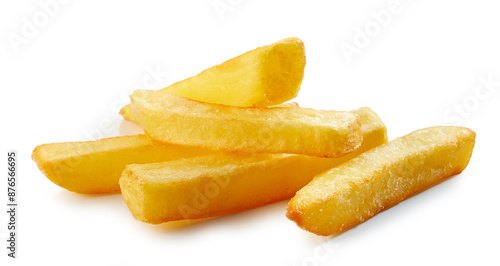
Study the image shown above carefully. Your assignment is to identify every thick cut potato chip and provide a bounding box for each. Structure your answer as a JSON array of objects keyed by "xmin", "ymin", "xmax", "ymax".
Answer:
[
  {"xmin": 120, "ymin": 37, "xmax": 306, "ymax": 121},
  {"xmin": 32, "ymin": 135, "xmax": 216, "ymax": 194},
  {"xmin": 119, "ymin": 108, "xmax": 387, "ymax": 224},
  {"xmin": 130, "ymin": 89, "xmax": 363, "ymax": 158},
  {"xmin": 286, "ymin": 126, "xmax": 476, "ymax": 236}
]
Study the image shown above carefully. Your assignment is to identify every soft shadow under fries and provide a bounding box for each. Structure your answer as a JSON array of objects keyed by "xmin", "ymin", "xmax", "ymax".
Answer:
[
  {"xmin": 55, "ymin": 187, "xmax": 291, "ymax": 235},
  {"xmin": 143, "ymin": 200, "xmax": 290, "ymax": 234}
]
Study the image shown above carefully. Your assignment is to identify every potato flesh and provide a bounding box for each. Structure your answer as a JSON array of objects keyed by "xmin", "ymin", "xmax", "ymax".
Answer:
[
  {"xmin": 286, "ymin": 126, "xmax": 476, "ymax": 236},
  {"xmin": 32, "ymin": 135, "xmax": 217, "ymax": 194},
  {"xmin": 119, "ymin": 107, "xmax": 387, "ymax": 224},
  {"xmin": 130, "ymin": 89, "xmax": 363, "ymax": 158},
  {"xmin": 120, "ymin": 37, "xmax": 306, "ymax": 121}
]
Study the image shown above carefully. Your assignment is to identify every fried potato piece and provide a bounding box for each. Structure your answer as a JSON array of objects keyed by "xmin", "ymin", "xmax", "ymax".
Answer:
[
  {"xmin": 119, "ymin": 107, "xmax": 387, "ymax": 224},
  {"xmin": 120, "ymin": 37, "xmax": 306, "ymax": 121},
  {"xmin": 286, "ymin": 126, "xmax": 476, "ymax": 236},
  {"xmin": 32, "ymin": 135, "xmax": 217, "ymax": 194},
  {"xmin": 121, "ymin": 101, "xmax": 299, "ymax": 124},
  {"xmin": 130, "ymin": 89, "xmax": 363, "ymax": 158}
]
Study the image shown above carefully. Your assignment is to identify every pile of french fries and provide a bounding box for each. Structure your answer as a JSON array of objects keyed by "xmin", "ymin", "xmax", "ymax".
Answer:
[{"xmin": 33, "ymin": 37, "xmax": 476, "ymax": 236}]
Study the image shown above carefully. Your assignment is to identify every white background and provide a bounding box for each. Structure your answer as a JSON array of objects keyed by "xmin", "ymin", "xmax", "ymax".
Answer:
[{"xmin": 1, "ymin": 1, "xmax": 499, "ymax": 265}]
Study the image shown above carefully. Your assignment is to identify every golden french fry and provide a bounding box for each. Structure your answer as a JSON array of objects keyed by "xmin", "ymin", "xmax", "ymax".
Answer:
[
  {"xmin": 119, "ymin": 108, "xmax": 387, "ymax": 224},
  {"xmin": 130, "ymin": 89, "xmax": 363, "ymax": 158},
  {"xmin": 286, "ymin": 126, "xmax": 476, "ymax": 236},
  {"xmin": 120, "ymin": 37, "xmax": 306, "ymax": 121},
  {"xmin": 32, "ymin": 135, "xmax": 217, "ymax": 194}
]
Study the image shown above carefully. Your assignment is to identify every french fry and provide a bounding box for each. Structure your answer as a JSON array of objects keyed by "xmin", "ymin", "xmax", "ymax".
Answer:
[
  {"xmin": 32, "ymin": 135, "xmax": 217, "ymax": 194},
  {"xmin": 286, "ymin": 126, "xmax": 476, "ymax": 236},
  {"xmin": 130, "ymin": 89, "xmax": 363, "ymax": 158},
  {"xmin": 120, "ymin": 37, "xmax": 306, "ymax": 122},
  {"xmin": 119, "ymin": 108, "xmax": 387, "ymax": 224}
]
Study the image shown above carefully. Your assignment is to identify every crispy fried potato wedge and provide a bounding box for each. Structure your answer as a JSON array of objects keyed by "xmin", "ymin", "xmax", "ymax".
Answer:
[
  {"xmin": 32, "ymin": 135, "xmax": 217, "ymax": 194},
  {"xmin": 120, "ymin": 37, "xmax": 306, "ymax": 121},
  {"xmin": 130, "ymin": 89, "xmax": 363, "ymax": 158},
  {"xmin": 119, "ymin": 107, "xmax": 387, "ymax": 224},
  {"xmin": 286, "ymin": 126, "xmax": 476, "ymax": 236}
]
